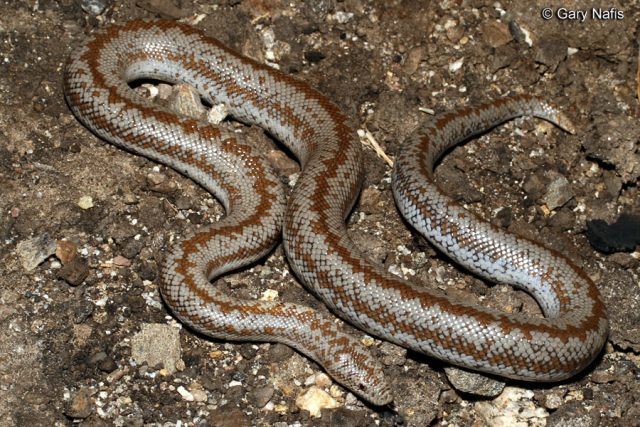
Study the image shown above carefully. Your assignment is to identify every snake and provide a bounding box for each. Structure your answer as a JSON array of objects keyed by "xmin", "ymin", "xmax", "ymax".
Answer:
[{"xmin": 63, "ymin": 19, "xmax": 609, "ymax": 406}]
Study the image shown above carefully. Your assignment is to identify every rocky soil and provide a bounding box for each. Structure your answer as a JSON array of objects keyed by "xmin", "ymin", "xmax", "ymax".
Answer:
[{"xmin": 1, "ymin": 1, "xmax": 639, "ymax": 426}]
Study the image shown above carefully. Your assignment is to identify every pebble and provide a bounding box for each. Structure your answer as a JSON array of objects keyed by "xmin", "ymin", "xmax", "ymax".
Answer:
[
  {"xmin": 266, "ymin": 343, "xmax": 294, "ymax": 362},
  {"xmin": 481, "ymin": 21, "xmax": 512, "ymax": 48},
  {"xmin": 97, "ymin": 355, "xmax": 118, "ymax": 373},
  {"xmin": 250, "ymin": 384, "xmax": 275, "ymax": 408},
  {"xmin": 167, "ymin": 83, "xmax": 208, "ymax": 120},
  {"xmin": 403, "ymin": 46, "xmax": 424, "ymax": 75},
  {"xmin": 444, "ymin": 367, "xmax": 505, "ymax": 397},
  {"xmin": 546, "ymin": 401, "xmax": 593, "ymax": 427},
  {"xmin": 541, "ymin": 174, "xmax": 574, "ymax": 210},
  {"xmin": 535, "ymin": 36, "xmax": 568, "ymax": 71},
  {"xmin": 177, "ymin": 385, "xmax": 194, "ymax": 401},
  {"xmin": 73, "ymin": 299, "xmax": 94, "ymax": 324},
  {"xmin": 446, "ymin": 25, "xmax": 465, "ymax": 44},
  {"xmin": 449, "ymin": 58, "xmax": 464, "ymax": 73},
  {"xmin": 474, "ymin": 387, "xmax": 547, "ymax": 427},
  {"xmin": 313, "ymin": 373, "xmax": 332, "ymax": 389},
  {"xmin": 146, "ymin": 171, "xmax": 176, "ymax": 193},
  {"xmin": 379, "ymin": 341, "xmax": 407, "ymax": 366},
  {"xmin": 359, "ymin": 186, "xmax": 383, "ymax": 214},
  {"xmin": 267, "ymin": 149, "xmax": 299, "ymax": 175},
  {"xmin": 16, "ymin": 233, "xmax": 57, "ymax": 271},
  {"xmin": 295, "ymin": 386, "xmax": 338, "ymax": 418},
  {"xmin": 78, "ymin": 195, "xmax": 94, "ymax": 210},
  {"xmin": 64, "ymin": 387, "xmax": 93, "ymax": 419},
  {"xmin": 207, "ymin": 403, "xmax": 251, "ymax": 427},
  {"xmin": 55, "ymin": 239, "xmax": 78, "ymax": 264},
  {"xmin": 130, "ymin": 323, "xmax": 182, "ymax": 374},
  {"xmin": 112, "ymin": 255, "xmax": 132, "ymax": 267},
  {"xmin": 542, "ymin": 391, "xmax": 565, "ymax": 410},
  {"xmin": 189, "ymin": 384, "xmax": 208, "ymax": 403},
  {"xmin": 492, "ymin": 206, "xmax": 513, "ymax": 228},
  {"xmin": 327, "ymin": 407, "xmax": 369, "ymax": 427},
  {"xmin": 57, "ymin": 257, "xmax": 89, "ymax": 286}
]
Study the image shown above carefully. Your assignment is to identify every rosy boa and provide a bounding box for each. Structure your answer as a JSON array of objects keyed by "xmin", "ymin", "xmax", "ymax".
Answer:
[{"xmin": 63, "ymin": 20, "xmax": 609, "ymax": 405}]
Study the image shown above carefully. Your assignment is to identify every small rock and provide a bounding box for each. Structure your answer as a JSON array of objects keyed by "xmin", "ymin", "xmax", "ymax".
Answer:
[
  {"xmin": 548, "ymin": 208, "xmax": 576, "ymax": 231},
  {"xmin": 65, "ymin": 388, "xmax": 93, "ymax": 419},
  {"xmin": 446, "ymin": 26, "xmax": 465, "ymax": 44},
  {"xmin": 177, "ymin": 385, "xmax": 194, "ymax": 402},
  {"xmin": 481, "ymin": 21, "xmax": 512, "ymax": 48},
  {"xmin": 295, "ymin": 386, "xmax": 338, "ymax": 418},
  {"xmin": 492, "ymin": 206, "xmax": 513, "ymax": 228},
  {"xmin": 138, "ymin": 260, "xmax": 157, "ymax": 281},
  {"xmin": 207, "ymin": 403, "xmax": 251, "ymax": 427},
  {"xmin": 542, "ymin": 391, "xmax": 565, "ymax": 410},
  {"xmin": 535, "ymin": 36, "xmax": 568, "ymax": 72},
  {"xmin": 444, "ymin": 367, "xmax": 505, "ymax": 397},
  {"xmin": 475, "ymin": 387, "xmax": 547, "ymax": 426},
  {"xmin": 57, "ymin": 257, "xmax": 89, "ymax": 286},
  {"xmin": 266, "ymin": 343, "xmax": 294, "ymax": 362},
  {"xmin": 226, "ymin": 384, "xmax": 244, "ymax": 402},
  {"xmin": 403, "ymin": 46, "xmax": 424, "ymax": 75},
  {"xmin": 314, "ymin": 373, "xmax": 332, "ymax": 389},
  {"xmin": 112, "ymin": 255, "xmax": 131, "ymax": 267},
  {"xmin": 130, "ymin": 323, "xmax": 181, "ymax": 374},
  {"xmin": 546, "ymin": 401, "xmax": 593, "ymax": 427},
  {"xmin": 189, "ymin": 383, "xmax": 208, "ymax": 403},
  {"xmin": 267, "ymin": 149, "xmax": 299, "ymax": 175},
  {"xmin": 239, "ymin": 344, "xmax": 258, "ymax": 360},
  {"xmin": 522, "ymin": 173, "xmax": 545, "ymax": 200},
  {"xmin": 16, "ymin": 233, "xmax": 57, "ymax": 271},
  {"xmin": 327, "ymin": 407, "xmax": 369, "ymax": 427},
  {"xmin": 78, "ymin": 195, "xmax": 94, "ymax": 210},
  {"xmin": 56, "ymin": 239, "xmax": 78, "ymax": 264},
  {"xmin": 208, "ymin": 104, "xmax": 229, "ymax": 125},
  {"xmin": 98, "ymin": 356, "xmax": 118, "ymax": 373},
  {"xmin": 607, "ymin": 252, "xmax": 640, "ymax": 269},
  {"xmin": 73, "ymin": 299, "xmax": 94, "ymax": 324},
  {"xmin": 121, "ymin": 238, "xmax": 144, "ymax": 259},
  {"xmin": 359, "ymin": 187, "xmax": 383, "ymax": 214},
  {"xmin": 146, "ymin": 172, "xmax": 177, "ymax": 193},
  {"xmin": 590, "ymin": 369, "xmax": 617, "ymax": 384},
  {"xmin": 72, "ymin": 324, "xmax": 93, "ymax": 347},
  {"xmin": 88, "ymin": 351, "xmax": 107, "ymax": 365},
  {"xmin": 167, "ymin": 83, "xmax": 208, "ymax": 120},
  {"xmin": 541, "ymin": 174, "xmax": 573, "ymax": 210},
  {"xmin": 88, "ymin": 351, "xmax": 118, "ymax": 373},
  {"xmin": 449, "ymin": 57, "xmax": 464, "ymax": 73},
  {"xmin": 123, "ymin": 192, "xmax": 138, "ymax": 205},
  {"xmin": 379, "ymin": 341, "xmax": 407, "ymax": 366},
  {"xmin": 250, "ymin": 385, "xmax": 275, "ymax": 408}
]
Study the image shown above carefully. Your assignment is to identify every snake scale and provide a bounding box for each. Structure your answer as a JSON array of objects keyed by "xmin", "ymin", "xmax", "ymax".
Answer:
[{"xmin": 63, "ymin": 19, "xmax": 609, "ymax": 405}]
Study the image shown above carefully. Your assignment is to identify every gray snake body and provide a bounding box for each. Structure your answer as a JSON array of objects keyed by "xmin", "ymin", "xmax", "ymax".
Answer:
[{"xmin": 63, "ymin": 19, "xmax": 609, "ymax": 405}]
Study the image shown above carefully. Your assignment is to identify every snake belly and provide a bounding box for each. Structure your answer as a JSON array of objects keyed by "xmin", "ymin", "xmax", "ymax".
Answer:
[{"xmin": 63, "ymin": 19, "xmax": 609, "ymax": 406}]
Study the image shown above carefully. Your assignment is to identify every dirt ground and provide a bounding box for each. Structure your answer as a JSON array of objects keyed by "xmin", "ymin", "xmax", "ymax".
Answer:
[{"xmin": 1, "ymin": 0, "xmax": 639, "ymax": 426}]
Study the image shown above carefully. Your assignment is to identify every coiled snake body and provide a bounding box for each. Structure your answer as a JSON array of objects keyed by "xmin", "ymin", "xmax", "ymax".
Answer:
[{"xmin": 63, "ymin": 19, "xmax": 609, "ymax": 405}]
